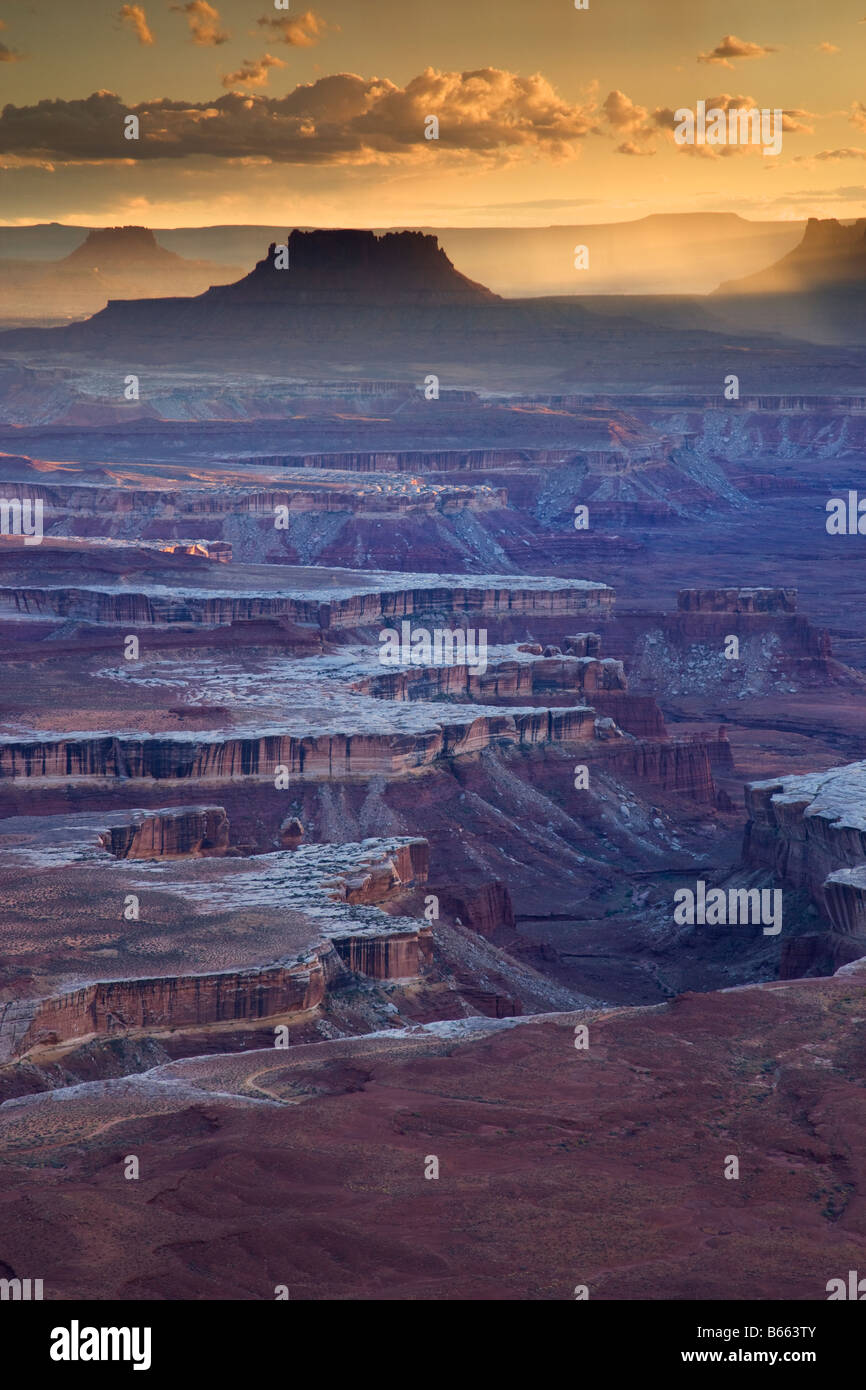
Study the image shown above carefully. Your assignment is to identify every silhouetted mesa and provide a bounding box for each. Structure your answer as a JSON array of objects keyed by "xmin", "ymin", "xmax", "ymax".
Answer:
[
  {"xmin": 0, "ymin": 225, "xmax": 242, "ymax": 325},
  {"xmin": 712, "ymin": 217, "xmax": 866, "ymax": 345},
  {"xmin": 59, "ymin": 226, "xmax": 198, "ymax": 272},
  {"xmin": 717, "ymin": 218, "xmax": 866, "ymax": 296},
  {"xmin": 205, "ymin": 230, "xmax": 500, "ymax": 306}
]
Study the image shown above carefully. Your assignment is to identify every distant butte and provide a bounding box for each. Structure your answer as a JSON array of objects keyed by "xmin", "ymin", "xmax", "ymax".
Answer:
[
  {"xmin": 202, "ymin": 229, "xmax": 501, "ymax": 306},
  {"xmin": 59, "ymin": 226, "xmax": 196, "ymax": 272},
  {"xmin": 716, "ymin": 217, "xmax": 866, "ymax": 296}
]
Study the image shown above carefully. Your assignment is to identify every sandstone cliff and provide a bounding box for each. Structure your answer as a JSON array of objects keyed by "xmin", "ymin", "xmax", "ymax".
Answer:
[
  {"xmin": 99, "ymin": 806, "xmax": 230, "ymax": 859},
  {"xmin": 0, "ymin": 831, "xmax": 433, "ymax": 1059},
  {"xmin": 678, "ymin": 587, "xmax": 798, "ymax": 615},
  {"xmin": 744, "ymin": 762, "xmax": 866, "ymax": 968}
]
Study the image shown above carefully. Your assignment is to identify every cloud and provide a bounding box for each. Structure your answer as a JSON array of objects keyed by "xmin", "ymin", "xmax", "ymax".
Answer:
[
  {"xmin": 697, "ymin": 34, "xmax": 777, "ymax": 69},
  {"xmin": 804, "ymin": 147, "xmax": 866, "ymax": 161},
  {"xmin": 606, "ymin": 91, "xmax": 791, "ymax": 157},
  {"xmin": 667, "ymin": 94, "xmax": 786, "ymax": 159},
  {"xmin": 0, "ymin": 20, "xmax": 23, "ymax": 62},
  {"xmin": 119, "ymin": 5, "xmax": 155, "ymax": 46},
  {"xmin": 851, "ymin": 100, "xmax": 866, "ymax": 131},
  {"xmin": 222, "ymin": 54, "xmax": 286, "ymax": 89},
  {"xmin": 0, "ymin": 71, "xmax": 598, "ymax": 164},
  {"xmin": 615, "ymin": 140, "xmax": 654, "ymax": 156},
  {"xmin": 602, "ymin": 89, "xmax": 648, "ymax": 130},
  {"xmin": 600, "ymin": 91, "xmax": 659, "ymax": 152},
  {"xmin": 257, "ymin": 11, "xmax": 331, "ymax": 48},
  {"xmin": 782, "ymin": 109, "xmax": 816, "ymax": 134},
  {"xmin": 171, "ymin": 1, "xmax": 229, "ymax": 46},
  {"xmin": 816, "ymin": 41, "xmax": 841, "ymax": 54}
]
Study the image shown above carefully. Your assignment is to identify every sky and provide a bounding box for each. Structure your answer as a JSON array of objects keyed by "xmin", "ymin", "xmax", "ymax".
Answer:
[{"xmin": 0, "ymin": 0, "xmax": 865, "ymax": 227}]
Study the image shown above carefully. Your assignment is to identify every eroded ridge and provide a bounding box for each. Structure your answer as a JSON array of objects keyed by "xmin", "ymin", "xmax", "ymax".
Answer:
[
  {"xmin": 745, "ymin": 761, "xmax": 866, "ymax": 967},
  {"xmin": 0, "ymin": 816, "xmax": 432, "ymax": 1060}
]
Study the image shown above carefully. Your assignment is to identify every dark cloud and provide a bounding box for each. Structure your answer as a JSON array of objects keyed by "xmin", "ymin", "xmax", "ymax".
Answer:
[{"xmin": 0, "ymin": 71, "xmax": 597, "ymax": 163}]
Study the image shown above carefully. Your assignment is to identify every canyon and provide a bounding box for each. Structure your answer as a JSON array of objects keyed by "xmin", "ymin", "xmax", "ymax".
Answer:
[{"xmin": 0, "ymin": 222, "xmax": 865, "ymax": 1304}]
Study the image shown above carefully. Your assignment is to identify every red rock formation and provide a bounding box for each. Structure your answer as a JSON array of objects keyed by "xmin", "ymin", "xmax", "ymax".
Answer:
[
  {"xmin": 677, "ymin": 587, "xmax": 798, "ymax": 614},
  {"xmin": 778, "ymin": 932, "xmax": 866, "ymax": 979},
  {"xmin": 563, "ymin": 633, "xmax": 602, "ymax": 657},
  {"xmin": 0, "ymin": 833, "xmax": 432, "ymax": 1059},
  {"xmin": 601, "ymin": 737, "xmax": 717, "ymax": 802},
  {"xmin": 336, "ymin": 841, "xmax": 429, "ymax": 903},
  {"xmin": 13, "ymin": 949, "xmax": 339, "ymax": 1054},
  {"xmin": 743, "ymin": 768, "xmax": 866, "ymax": 899},
  {"xmin": 589, "ymin": 692, "xmax": 667, "ymax": 739},
  {"xmin": 605, "ymin": 607, "xmax": 828, "ymax": 665},
  {"xmin": 0, "ymin": 709, "xmax": 601, "ymax": 784},
  {"xmin": 280, "ymin": 816, "xmax": 305, "ymax": 849},
  {"xmin": 457, "ymin": 987, "xmax": 522, "ymax": 1017},
  {"xmin": 823, "ymin": 869, "xmax": 866, "ymax": 937},
  {"xmin": 246, "ymin": 448, "xmax": 561, "ymax": 473},
  {"xmin": 0, "ymin": 577, "xmax": 612, "ymax": 629},
  {"xmin": 430, "ymin": 881, "xmax": 516, "ymax": 939},
  {"xmin": 332, "ymin": 927, "xmax": 431, "ymax": 979},
  {"xmin": 99, "ymin": 806, "xmax": 230, "ymax": 859},
  {"xmin": 744, "ymin": 765, "xmax": 866, "ymax": 960},
  {"xmin": 361, "ymin": 654, "xmax": 626, "ymax": 705}
]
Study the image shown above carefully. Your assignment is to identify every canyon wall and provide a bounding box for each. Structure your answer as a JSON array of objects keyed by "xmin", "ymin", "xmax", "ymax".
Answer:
[
  {"xmin": 0, "ymin": 578, "xmax": 613, "ymax": 629},
  {"xmin": 744, "ymin": 764, "xmax": 866, "ymax": 898},
  {"xmin": 0, "ymin": 833, "xmax": 434, "ymax": 1059},
  {"xmin": 600, "ymin": 737, "xmax": 720, "ymax": 802},
  {"xmin": 0, "ymin": 709, "xmax": 600, "ymax": 783},
  {"xmin": 678, "ymin": 588, "xmax": 799, "ymax": 615},
  {"xmin": 5, "ymin": 949, "xmax": 338, "ymax": 1056},
  {"xmin": 99, "ymin": 806, "xmax": 230, "ymax": 858},
  {"xmin": 744, "ymin": 763, "xmax": 866, "ymax": 976}
]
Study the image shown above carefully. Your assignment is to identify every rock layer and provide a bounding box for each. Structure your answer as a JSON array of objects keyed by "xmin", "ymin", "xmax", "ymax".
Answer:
[{"xmin": 99, "ymin": 806, "xmax": 230, "ymax": 859}]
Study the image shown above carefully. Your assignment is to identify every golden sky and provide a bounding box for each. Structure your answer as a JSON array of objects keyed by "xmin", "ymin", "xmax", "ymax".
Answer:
[{"xmin": 1, "ymin": 0, "xmax": 865, "ymax": 226}]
